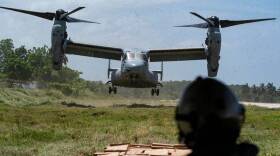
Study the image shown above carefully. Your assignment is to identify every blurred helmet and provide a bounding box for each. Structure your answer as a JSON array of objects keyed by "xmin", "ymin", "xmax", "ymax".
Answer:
[{"xmin": 176, "ymin": 77, "xmax": 245, "ymax": 147}]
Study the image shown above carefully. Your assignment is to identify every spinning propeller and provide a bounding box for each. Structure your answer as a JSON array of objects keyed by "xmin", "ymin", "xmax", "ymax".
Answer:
[
  {"xmin": 0, "ymin": 6, "xmax": 100, "ymax": 24},
  {"xmin": 175, "ymin": 12, "xmax": 276, "ymax": 28}
]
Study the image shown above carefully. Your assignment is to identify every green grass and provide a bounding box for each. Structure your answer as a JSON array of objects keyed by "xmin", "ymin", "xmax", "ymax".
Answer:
[
  {"xmin": 0, "ymin": 104, "xmax": 279, "ymax": 156},
  {"xmin": 240, "ymin": 107, "xmax": 280, "ymax": 155},
  {"xmin": 0, "ymin": 87, "xmax": 176, "ymax": 107},
  {"xmin": 0, "ymin": 88, "xmax": 279, "ymax": 156},
  {"xmin": 0, "ymin": 104, "xmax": 178, "ymax": 156}
]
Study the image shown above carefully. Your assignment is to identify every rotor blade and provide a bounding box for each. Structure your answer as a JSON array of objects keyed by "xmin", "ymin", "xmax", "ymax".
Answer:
[
  {"xmin": 0, "ymin": 6, "xmax": 55, "ymax": 20},
  {"xmin": 190, "ymin": 12, "xmax": 214, "ymax": 26},
  {"xmin": 220, "ymin": 18, "xmax": 276, "ymax": 28},
  {"xmin": 60, "ymin": 7, "xmax": 85, "ymax": 20},
  {"xmin": 174, "ymin": 22, "xmax": 209, "ymax": 28},
  {"xmin": 66, "ymin": 16, "xmax": 100, "ymax": 24}
]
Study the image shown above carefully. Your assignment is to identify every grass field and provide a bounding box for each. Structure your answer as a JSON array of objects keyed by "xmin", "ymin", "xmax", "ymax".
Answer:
[{"xmin": 0, "ymin": 88, "xmax": 280, "ymax": 156}]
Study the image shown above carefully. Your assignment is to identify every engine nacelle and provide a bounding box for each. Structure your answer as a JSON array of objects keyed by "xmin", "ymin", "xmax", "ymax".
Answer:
[
  {"xmin": 207, "ymin": 46, "xmax": 221, "ymax": 77},
  {"xmin": 51, "ymin": 22, "xmax": 67, "ymax": 70},
  {"xmin": 206, "ymin": 28, "xmax": 221, "ymax": 77}
]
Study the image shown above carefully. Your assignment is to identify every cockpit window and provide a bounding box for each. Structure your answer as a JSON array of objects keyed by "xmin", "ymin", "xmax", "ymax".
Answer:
[
  {"xmin": 127, "ymin": 53, "xmax": 135, "ymax": 59},
  {"xmin": 125, "ymin": 52, "xmax": 147, "ymax": 60}
]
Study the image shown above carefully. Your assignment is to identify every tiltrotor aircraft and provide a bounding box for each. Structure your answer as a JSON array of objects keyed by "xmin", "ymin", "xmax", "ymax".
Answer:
[{"xmin": 0, "ymin": 6, "xmax": 276, "ymax": 96}]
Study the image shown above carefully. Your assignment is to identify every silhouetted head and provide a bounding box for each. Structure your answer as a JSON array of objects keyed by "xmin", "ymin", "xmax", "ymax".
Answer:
[
  {"xmin": 209, "ymin": 16, "xmax": 220, "ymax": 27},
  {"xmin": 55, "ymin": 9, "xmax": 66, "ymax": 20},
  {"xmin": 176, "ymin": 77, "xmax": 245, "ymax": 149}
]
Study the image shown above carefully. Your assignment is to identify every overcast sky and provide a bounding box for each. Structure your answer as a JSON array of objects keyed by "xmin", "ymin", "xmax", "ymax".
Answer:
[{"xmin": 0, "ymin": 0, "xmax": 279, "ymax": 86}]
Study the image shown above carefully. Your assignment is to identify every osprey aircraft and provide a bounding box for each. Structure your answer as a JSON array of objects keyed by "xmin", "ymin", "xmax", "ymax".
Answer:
[{"xmin": 0, "ymin": 6, "xmax": 276, "ymax": 96}]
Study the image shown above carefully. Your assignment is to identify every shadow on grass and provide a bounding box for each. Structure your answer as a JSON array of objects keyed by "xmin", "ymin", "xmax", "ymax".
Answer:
[
  {"xmin": 61, "ymin": 101, "xmax": 96, "ymax": 109},
  {"xmin": 112, "ymin": 103, "xmax": 175, "ymax": 108}
]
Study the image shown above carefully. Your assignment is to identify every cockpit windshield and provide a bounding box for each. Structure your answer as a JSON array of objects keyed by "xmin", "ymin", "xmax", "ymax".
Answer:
[
  {"xmin": 127, "ymin": 53, "xmax": 135, "ymax": 59},
  {"xmin": 125, "ymin": 52, "xmax": 147, "ymax": 61}
]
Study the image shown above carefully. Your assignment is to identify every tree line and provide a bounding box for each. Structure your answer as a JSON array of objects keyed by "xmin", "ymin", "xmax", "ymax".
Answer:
[
  {"xmin": 0, "ymin": 39, "xmax": 81, "ymax": 82},
  {"xmin": 0, "ymin": 39, "xmax": 280, "ymax": 103}
]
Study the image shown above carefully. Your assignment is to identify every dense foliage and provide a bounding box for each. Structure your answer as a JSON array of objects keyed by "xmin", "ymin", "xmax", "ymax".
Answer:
[
  {"xmin": 0, "ymin": 39, "xmax": 87, "ymax": 95},
  {"xmin": 1, "ymin": 39, "xmax": 280, "ymax": 102},
  {"xmin": 0, "ymin": 39, "xmax": 81, "ymax": 82}
]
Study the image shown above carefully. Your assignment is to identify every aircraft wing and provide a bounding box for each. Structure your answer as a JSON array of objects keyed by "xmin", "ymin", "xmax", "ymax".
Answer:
[
  {"xmin": 65, "ymin": 41, "xmax": 123, "ymax": 60},
  {"xmin": 148, "ymin": 48, "xmax": 207, "ymax": 62}
]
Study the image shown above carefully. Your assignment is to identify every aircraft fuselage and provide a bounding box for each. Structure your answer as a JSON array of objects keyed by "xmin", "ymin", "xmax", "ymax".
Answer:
[{"xmin": 110, "ymin": 52, "xmax": 159, "ymax": 88}]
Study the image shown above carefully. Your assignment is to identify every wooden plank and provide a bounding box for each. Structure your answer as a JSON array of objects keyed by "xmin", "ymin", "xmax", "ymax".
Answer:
[
  {"xmin": 96, "ymin": 143, "xmax": 192, "ymax": 156},
  {"xmin": 151, "ymin": 143, "xmax": 188, "ymax": 149},
  {"xmin": 94, "ymin": 152, "xmax": 120, "ymax": 156},
  {"xmin": 170, "ymin": 149, "xmax": 192, "ymax": 156},
  {"xmin": 105, "ymin": 144, "xmax": 129, "ymax": 152},
  {"xmin": 126, "ymin": 148, "xmax": 146, "ymax": 155},
  {"xmin": 144, "ymin": 149, "xmax": 169, "ymax": 155},
  {"xmin": 130, "ymin": 144, "xmax": 151, "ymax": 148}
]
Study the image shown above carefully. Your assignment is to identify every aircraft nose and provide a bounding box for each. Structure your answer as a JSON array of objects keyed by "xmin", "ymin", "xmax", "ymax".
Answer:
[{"xmin": 125, "ymin": 60, "xmax": 145, "ymax": 72}]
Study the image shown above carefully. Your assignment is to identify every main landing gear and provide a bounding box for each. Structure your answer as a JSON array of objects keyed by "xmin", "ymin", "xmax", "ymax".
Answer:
[
  {"xmin": 109, "ymin": 86, "xmax": 117, "ymax": 94},
  {"xmin": 151, "ymin": 88, "xmax": 160, "ymax": 96}
]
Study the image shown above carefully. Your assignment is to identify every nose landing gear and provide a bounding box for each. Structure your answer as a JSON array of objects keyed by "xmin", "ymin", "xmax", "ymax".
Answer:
[
  {"xmin": 151, "ymin": 88, "xmax": 160, "ymax": 96},
  {"xmin": 109, "ymin": 86, "xmax": 117, "ymax": 94}
]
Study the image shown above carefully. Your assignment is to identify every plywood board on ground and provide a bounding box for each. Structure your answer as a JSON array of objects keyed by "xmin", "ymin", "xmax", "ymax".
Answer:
[{"xmin": 94, "ymin": 143, "xmax": 191, "ymax": 156}]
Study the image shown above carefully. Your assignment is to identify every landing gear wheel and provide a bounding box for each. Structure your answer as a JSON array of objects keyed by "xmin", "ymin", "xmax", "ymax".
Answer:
[
  {"xmin": 113, "ymin": 87, "xmax": 117, "ymax": 94},
  {"xmin": 109, "ymin": 87, "xmax": 113, "ymax": 94},
  {"xmin": 151, "ymin": 89, "xmax": 155, "ymax": 96},
  {"xmin": 156, "ymin": 89, "xmax": 160, "ymax": 96}
]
